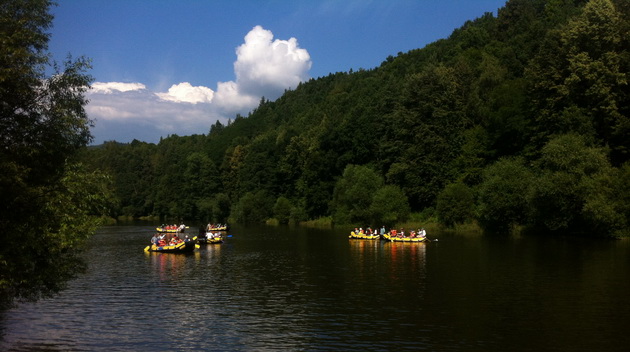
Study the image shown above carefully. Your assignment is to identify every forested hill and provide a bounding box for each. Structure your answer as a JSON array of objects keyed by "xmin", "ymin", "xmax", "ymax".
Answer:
[{"xmin": 83, "ymin": 0, "xmax": 630, "ymax": 237}]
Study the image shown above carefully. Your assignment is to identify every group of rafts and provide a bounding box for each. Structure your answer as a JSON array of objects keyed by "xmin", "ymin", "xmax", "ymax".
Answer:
[
  {"xmin": 144, "ymin": 223, "xmax": 228, "ymax": 253},
  {"xmin": 349, "ymin": 227, "xmax": 429, "ymax": 242}
]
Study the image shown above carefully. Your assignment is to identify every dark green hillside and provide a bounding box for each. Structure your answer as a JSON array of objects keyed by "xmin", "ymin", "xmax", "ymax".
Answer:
[{"xmin": 83, "ymin": 0, "xmax": 630, "ymax": 237}]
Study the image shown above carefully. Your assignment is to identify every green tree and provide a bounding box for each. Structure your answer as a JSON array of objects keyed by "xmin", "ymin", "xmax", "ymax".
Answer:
[
  {"xmin": 384, "ymin": 63, "xmax": 475, "ymax": 208},
  {"xmin": 436, "ymin": 182, "xmax": 475, "ymax": 228},
  {"xmin": 273, "ymin": 196, "xmax": 292, "ymax": 224},
  {"xmin": 331, "ymin": 165, "xmax": 384, "ymax": 225},
  {"xmin": 231, "ymin": 191, "xmax": 274, "ymax": 223},
  {"xmin": 369, "ymin": 185, "xmax": 410, "ymax": 227},
  {"xmin": 477, "ymin": 157, "xmax": 534, "ymax": 233},
  {"xmin": 221, "ymin": 144, "xmax": 246, "ymax": 200},
  {"xmin": 1, "ymin": 0, "xmax": 109, "ymax": 306},
  {"xmin": 202, "ymin": 192, "xmax": 231, "ymax": 223},
  {"xmin": 527, "ymin": 133, "xmax": 612, "ymax": 233},
  {"xmin": 182, "ymin": 152, "xmax": 219, "ymax": 219},
  {"xmin": 527, "ymin": 0, "xmax": 629, "ymax": 163},
  {"xmin": 581, "ymin": 163, "xmax": 630, "ymax": 236}
]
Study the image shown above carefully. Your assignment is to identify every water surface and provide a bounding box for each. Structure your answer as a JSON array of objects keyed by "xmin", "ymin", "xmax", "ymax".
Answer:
[{"xmin": 1, "ymin": 225, "xmax": 629, "ymax": 351}]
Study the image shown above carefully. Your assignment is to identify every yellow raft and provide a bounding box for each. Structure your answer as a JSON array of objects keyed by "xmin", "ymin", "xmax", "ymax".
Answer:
[
  {"xmin": 382, "ymin": 233, "xmax": 428, "ymax": 242},
  {"xmin": 349, "ymin": 231, "xmax": 381, "ymax": 240},
  {"xmin": 197, "ymin": 234, "xmax": 224, "ymax": 244},
  {"xmin": 207, "ymin": 225, "xmax": 229, "ymax": 232},
  {"xmin": 144, "ymin": 237, "xmax": 199, "ymax": 253}
]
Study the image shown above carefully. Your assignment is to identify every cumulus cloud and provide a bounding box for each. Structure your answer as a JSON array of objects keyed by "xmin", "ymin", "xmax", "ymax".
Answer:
[
  {"xmin": 235, "ymin": 25, "xmax": 311, "ymax": 97},
  {"xmin": 214, "ymin": 25, "xmax": 311, "ymax": 116},
  {"xmin": 212, "ymin": 80, "xmax": 259, "ymax": 114},
  {"xmin": 156, "ymin": 82, "xmax": 214, "ymax": 104},
  {"xmin": 86, "ymin": 26, "xmax": 311, "ymax": 144}
]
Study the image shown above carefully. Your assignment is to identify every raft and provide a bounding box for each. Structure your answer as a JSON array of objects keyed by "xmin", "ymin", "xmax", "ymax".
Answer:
[
  {"xmin": 197, "ymin": 234, "xmax": 224, "ymax": 244},
  {"xmin": 207, "ymin": 225, "xmax": 228, "ymax": 232},
  {"xmin": 349, "ymin": 231, "xmax": 381, "ymax": 240},
  {"xmin": 382, "ymin": 233, "xmax": 428, "ymax": 242},
  {"xmin": 144, "ymin": 238, "xmax": 198, "ymax": 253},
  {"xmin": 156, "ymin": 226, "xmax": 186, "ymax": 233}
]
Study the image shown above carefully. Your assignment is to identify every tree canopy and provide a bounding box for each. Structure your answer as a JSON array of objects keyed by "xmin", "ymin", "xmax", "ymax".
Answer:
[{"xmin": 1, "ymin": 0, "xmax": 112, "ymax": 307}]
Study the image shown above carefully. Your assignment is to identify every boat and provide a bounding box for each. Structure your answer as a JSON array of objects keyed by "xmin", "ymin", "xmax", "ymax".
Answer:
[
  {"xmin": 156, "ymin": 224, "xmax": 187, "ymax": 233},
  {"xmin": 206, "ymin": 225, "xmax": 229, "ymax": 232},
  {"xmin": 197, "ymin": 233, "xmax": 224, "ymax": 244},
  {"xmin": 349, "ymin": 231, "xmax": 381, "ymax": 240},
  {"xmin": 382, "ymin": 233, "xmax": 428, "ymax": 242},
  {"xmin": 144, "ymin": 238, "xmax": 198, "ymax": 253}
]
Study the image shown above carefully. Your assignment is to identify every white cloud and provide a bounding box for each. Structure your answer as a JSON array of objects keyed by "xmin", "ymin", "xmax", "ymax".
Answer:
[
  {"xmin": 235, "ymin": 25, "xmax": 312, "ymax": 98},
  {"xmin": 86, "ymin": 26, "xmax": 311, "ymax": 144},
  {"xmin": 213, "ymin": 25, "xmax": 312, "ymax": 116},
  {"xmin": 213, "ymin": 80, "xmax": 259, "ymax": 114},
  {"xmin": 87, "ymin": 88, "xmax": 216, "ymax": 129},
  {"xmin": 156, "ymin": 82, "xmax": 214, "ymax": 104},
  {"xmin": 91, "ymin": 82, "xmax": 146, "ymax": 94}
]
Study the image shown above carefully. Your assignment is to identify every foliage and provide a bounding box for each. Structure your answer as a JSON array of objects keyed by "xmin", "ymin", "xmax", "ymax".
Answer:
[
  {"xmin": 477, "ymin": 158, "xmax": 534, "ymax": 233},
  {"xmin": 436, "ymin": 182, "xmax": 475, "ymax": 228},
  {"xmin": 581, "ymin": 163, "xmax": 630, "ymax": 237},
  {"xmin": 273, "ymin": 196, "xmax": 292, "ymax": 224},
  {"xmin": 0, "ymin": 0, "xmax": 112, "ymax": 306},
  {"xmin": 331, "ymin": 165, "xmax": 384, "ymax": 225},
  {"xmin": 527, "ymin": 0, "xmax": 629, "ymax": 163},
  {"xmin": 201, "ymin": 192, "xmax": 231, "ymax": 223},
  {"xmin": 527, "ymin": 133, "xmax": 613, "ymax": 233},
  {"xmin": 230, "ymin": 191, "xmax": 274, "ymax": 223},
  {"xmin": 369, "ymin": 185, "xmax": 410, "ymax": 227}
]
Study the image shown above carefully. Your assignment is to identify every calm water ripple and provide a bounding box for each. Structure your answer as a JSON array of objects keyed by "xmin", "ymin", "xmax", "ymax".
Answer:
[{"xmin": 1, "ymin": 224, "xmax": 630, "ymax": 351}]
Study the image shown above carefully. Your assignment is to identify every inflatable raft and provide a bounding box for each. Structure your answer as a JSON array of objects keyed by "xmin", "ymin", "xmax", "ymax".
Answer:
[
  {"xmin": 144, "ymin": 238, "xmax": 198, "ymax": 253},
  {"xmin": 382, "ymin": 233, "xmax": 428, "ymax": 242},
  {"xmin": 349, "ymin": 231, "xmax": 381, "ymax": 240},
  {"xmin": 197, "ymin": 234, "xmax": 224, "ymax": 244}
]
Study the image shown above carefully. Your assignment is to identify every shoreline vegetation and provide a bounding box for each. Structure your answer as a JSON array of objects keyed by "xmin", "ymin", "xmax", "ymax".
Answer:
[{"xmin": 102, "ymin": 212, "xmax": 629, "ymax": 239}]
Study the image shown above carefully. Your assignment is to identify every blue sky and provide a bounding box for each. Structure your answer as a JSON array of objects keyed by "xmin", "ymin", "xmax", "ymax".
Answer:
[{"xmin": 49, "ymin": 0, "xmax": 507, "ymax": 144}]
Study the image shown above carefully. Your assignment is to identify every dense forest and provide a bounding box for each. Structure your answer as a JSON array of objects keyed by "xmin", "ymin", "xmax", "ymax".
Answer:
[{"xmin": 82, "ymin": 0, "xmax": 630, "ymax": 237}]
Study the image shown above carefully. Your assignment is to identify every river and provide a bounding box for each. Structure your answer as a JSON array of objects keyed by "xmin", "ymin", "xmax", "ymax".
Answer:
[{"xmin": 1, "ymin": 224, "xmax": 629, "ymax": 351}]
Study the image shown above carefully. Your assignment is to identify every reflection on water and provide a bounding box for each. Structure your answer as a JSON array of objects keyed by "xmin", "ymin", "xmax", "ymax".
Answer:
[{"xmin": 1, "ymin": 225, "xmax": 630, "ymax": 351}]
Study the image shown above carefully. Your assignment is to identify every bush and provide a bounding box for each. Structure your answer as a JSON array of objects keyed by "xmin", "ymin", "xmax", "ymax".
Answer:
[
  {"xmin": 437, "ymin": 182, "xmax": 474, "ymax": 228},
  {"xmin": 231, "ymin": 191, "xmax": 274, "ymax": 223},
  {"xmin": 273, "ymin": 197, "xmax": 292, "ymax": 224},
  {"xmin": 331, "ymin": 165, "xmax": 383, "ymax": 224},
  {"xmin": 369, "ymin": 185, "xmax": 410, "ymax": 227},
  {"xmin": 477, "ymin": 157, "xmax": 533, "ymax": 233}
]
